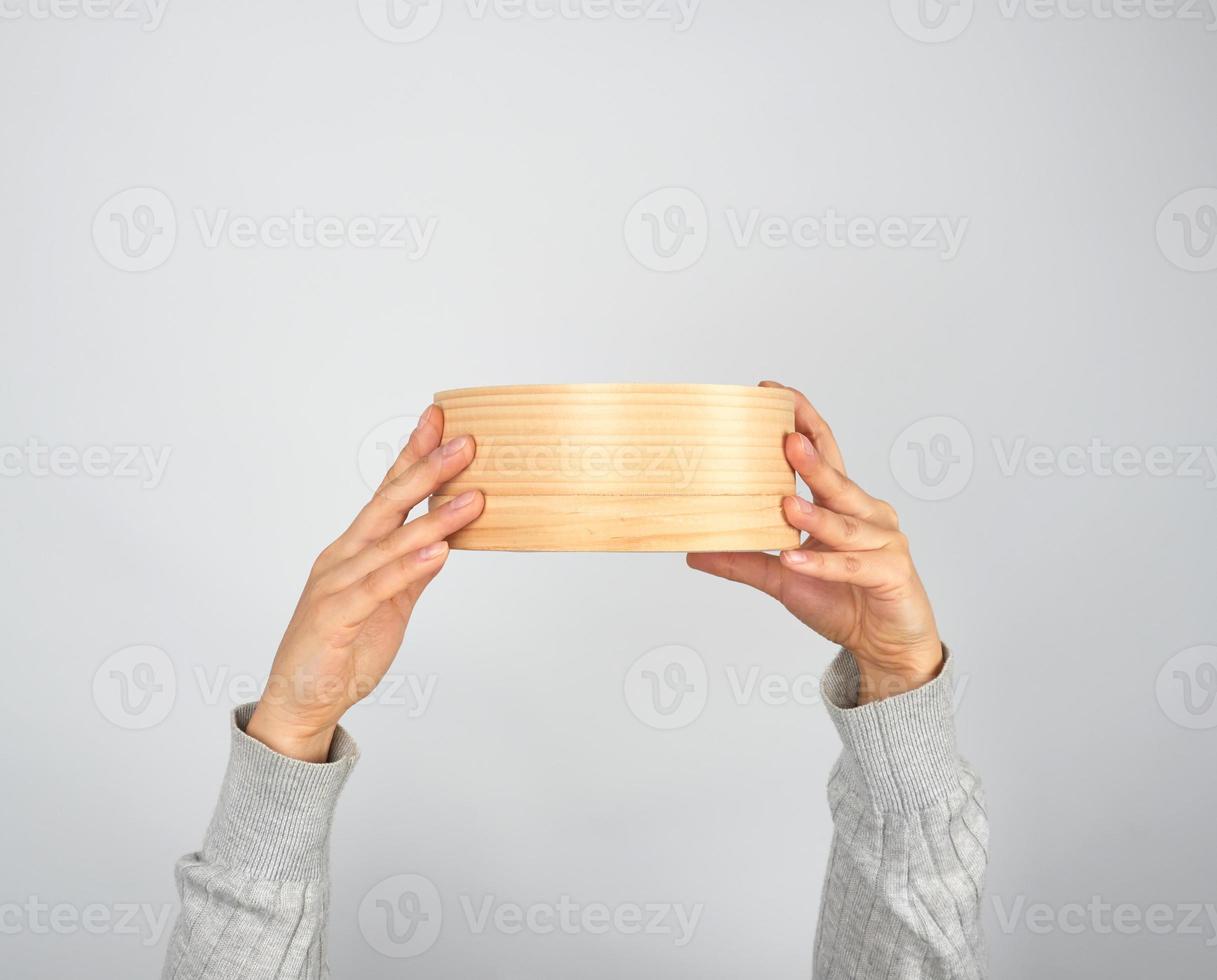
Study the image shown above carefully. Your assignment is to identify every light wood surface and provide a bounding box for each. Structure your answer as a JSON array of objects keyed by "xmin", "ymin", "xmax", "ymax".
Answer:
[{"xmin": 430, "ymin": 384, "xmax": 799, "ymax": 552}]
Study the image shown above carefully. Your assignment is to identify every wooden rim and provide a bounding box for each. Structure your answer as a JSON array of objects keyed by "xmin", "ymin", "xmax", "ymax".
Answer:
[
  {"xmin": 431, "ymin": 492, "xmax": 799, "ymax": 553},
  {"xmin": 435, "ymin": 383, "xmax": 794, "ymax": 403}
]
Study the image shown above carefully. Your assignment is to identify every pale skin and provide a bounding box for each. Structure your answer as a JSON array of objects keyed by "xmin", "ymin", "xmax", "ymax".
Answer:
[{"xmin": 247, "ymin": 384, "xmax": 944, "ymax": 763}]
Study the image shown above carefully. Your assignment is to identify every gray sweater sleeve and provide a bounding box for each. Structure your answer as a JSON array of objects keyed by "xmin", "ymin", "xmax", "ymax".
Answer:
[
  {"xmin": 813, "ymin": 649, "xmax": 989, "ymax": 979},
  {"xmin": 160, "ymin": 703, "xmax": 359, "ymax": 980},
  {"xmin": 162, "ymin": 654, "xmax": 986, "ymax": 979}
]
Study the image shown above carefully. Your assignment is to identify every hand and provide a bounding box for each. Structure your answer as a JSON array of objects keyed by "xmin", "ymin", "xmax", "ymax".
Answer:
[
  {"xmin": 246, "ymin": 405, "xmax": 483, "ymax": 761},
  {"xmin": 687, "ymin": 382, "xmax": 943, "ymax": 704}
]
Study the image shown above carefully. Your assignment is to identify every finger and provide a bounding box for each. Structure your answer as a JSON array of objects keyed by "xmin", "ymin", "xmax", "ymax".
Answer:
[
  {"xmin": 779, "ymin": 547, "xmax": 911, "ymax": 590},
  {"xmin": 380, "ymin": 404, "xmax": 444, "ymax": 490},
  {"xmin": 781, "ymin": 497, "xmax": 898, "ymax": 552},
  {"xmin": 325, "ymin": 541, "xmax": 450, "ymax": 627},
  {"xmin": 322, "ymin": 491, "xmax": 484, "ymax": 591},
  {"xmin": 391, "ymin": 553, "xmax": 448, "ymax": 610},
  {"xmin": 311, "ymin": 407, "xmax": 449, "ymax": 574},
  {"xmin": 686, "ymin": 551, "xmax": 783, "ymax": 600},
  {"xmin": 342, "ymin": 434, "xmax": 476, "ymax": 550},
  {"xmin": 759, "ymin": 381, "xmax": 846, "ymax": 474},
  {"xmin": 784, "ymin": 432, "xmax": 899, "ymax": 529}
]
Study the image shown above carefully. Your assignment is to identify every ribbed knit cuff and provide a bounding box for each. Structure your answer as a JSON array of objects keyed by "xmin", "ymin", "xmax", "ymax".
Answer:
[
  {"xmin": 821, "ymin": 648, "xmax": 962, "ymax": 813},
  {"xmin": 200, "ymin": 703, "xmax": 360, "ymax": 882}
]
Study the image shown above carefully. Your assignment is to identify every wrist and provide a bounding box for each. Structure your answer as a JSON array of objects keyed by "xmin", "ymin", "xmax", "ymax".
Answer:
[
  {"xmin": 246, "ymin": 703, "xmax": 338, "ymax": 763},
  {"xmin": 854, "ymin": 643, "xmax": 945, "ymax": 705}
]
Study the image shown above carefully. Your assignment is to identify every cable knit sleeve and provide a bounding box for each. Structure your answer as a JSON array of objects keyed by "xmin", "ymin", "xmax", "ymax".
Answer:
[
  {"xmin": 160, "ymin": 704, "xmax": 358, "ymax": 980},
  {"xmin": 813, "ymin": 649, "xmax": 989, "ymax": 979}
]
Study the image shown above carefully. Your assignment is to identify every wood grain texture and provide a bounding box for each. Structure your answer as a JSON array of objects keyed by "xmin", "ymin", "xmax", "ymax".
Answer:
[{"xmin": 430, "ymin": 384, "xmax": 799, "ymax": 552}]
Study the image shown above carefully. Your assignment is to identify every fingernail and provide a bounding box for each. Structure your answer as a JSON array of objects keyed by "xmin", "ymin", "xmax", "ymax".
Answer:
[
  {"xmin": 798, "ymin": 433, "xmax": 814, "ymax": 457},
  {"xmin": 442, "ymin": 435, "xmax": 469, "ymax": 457},
  {"xmin": 449, "ymin": 491, "xmax": 477, "ymax": 509},
  {"xmin": 418, "ymin": 542, "xmax": 446, "ymax": 560},
  {"xmin": 791, "ymin": 496, "xmax": 813, "ymax": 514},
  {"xmin": 419, "ymin": 404, "xmax": 436, "ymax": 428},
  {"xmin": 782, "ymin": 550, "xmax": 808, "ymax": 564}
]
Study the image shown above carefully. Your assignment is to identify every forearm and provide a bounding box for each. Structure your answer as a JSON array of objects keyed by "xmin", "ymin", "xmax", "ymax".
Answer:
[
  {"xmin": 813, "ymin": 649, "xmax": 988, "ymax": 980},
  {"xmin": 157, "ymin": 403, "xmax": 466, "ymax": 977},
  {"xmin": 161, "ymin": 704, "xmax": 358, "ymax": 980}
]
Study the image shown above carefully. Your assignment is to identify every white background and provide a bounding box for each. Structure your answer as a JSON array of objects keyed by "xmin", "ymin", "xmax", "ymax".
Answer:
[{"xmin": 2, "ymin": 1, "xmax": 1216, "ymax": 976}]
